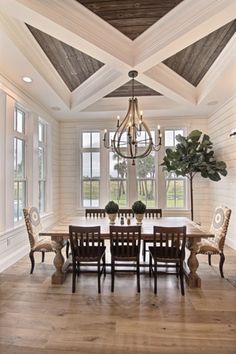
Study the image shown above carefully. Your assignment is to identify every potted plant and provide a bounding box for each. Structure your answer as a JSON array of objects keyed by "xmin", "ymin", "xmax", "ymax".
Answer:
[
  {"xmin": 105, "ymin": 201, "xmax": 119, "ymax": 224},
  {"xmin": 161, "ymin": 130, "xmax": 227, "ymax": 221},
  {"xmin": 132, "ymin": 200, "xmax": 146, "ymax": 224}
]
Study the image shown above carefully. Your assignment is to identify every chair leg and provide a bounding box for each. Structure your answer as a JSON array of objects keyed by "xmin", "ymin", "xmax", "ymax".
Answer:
[
  {"xmin": 180, "ymin": 262, "xmax": 185, "ymax": 296},
  {"xmin": 72, "ymin": 262, "xmax": 77, "ymax": 293},
  {"xmin": 149, "ymin": 254, "xmax": 152, "ymax": 277},
  {"xmin": 137, "ymin": 260, "xmax": 140, "ymax": 293},
  {"xmin": 29, "ymin": 250, "xmax": 35, "ymax": 274},
  {"xmin": 176, "ymin": 262, "xmax": 179, "ymax": 278},
  {"xmin": 66, "ymin": 241, "xmax": 70, "ymax": 258},
  {"xmin": 219, "ymin": 253, "xmax": 225, "ymax": 278},
  {"xmin": 103, "ymin": 253, "xmax": 106, "ymax": 277},
  {"xmin": 143, "ymin": 241, "xmax": 146, "ymax": 262},
  {"xmin": 154, "ymin": 260, "xmax": 157, "ymax": 294},
  {"xmin": 98, "ymin": 261, "xmax": 101, "ymax": 294},
  {"xmin": 111, "ymin": 260, "xmax": 115, "ymax": 292},
  {"xmin": 208, "ymin": 254, "xmax": 212, "ymax": 266},
  {"xmin": 41, "ymin": 251, "xmax": 45, "ymax": 263}
]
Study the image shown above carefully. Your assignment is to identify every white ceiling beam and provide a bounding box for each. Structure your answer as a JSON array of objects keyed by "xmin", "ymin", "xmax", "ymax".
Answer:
[
  {"xmin": 71, "ymin": 66, "xmax": 127, "ymax": 111},
  {"xmin": 140, "ymin": 64, "xmax": 196, "ymax": 105},
  {"xmin": 134, "ymin": 0, "xmax": 236, "ymax": 72},
  {"xmin": 197, "ymin": 34, "xmax": 236, "ymax": 104},
  {"xmin": 0, "ymin": 11, "xmax": 71, "ymax": 107},
  {"xmin": 1, "ymin": 0, "xmax": 134, "ymax": 70}
]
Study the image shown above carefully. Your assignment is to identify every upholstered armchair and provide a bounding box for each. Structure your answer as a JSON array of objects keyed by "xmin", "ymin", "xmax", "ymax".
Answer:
[
  {"xmin": 23, "ymin": 207, "xmax": 58, "ymax": 273},
  {"xmin": 195, "ymin": 206, "xmax": 231, "ymax": 278}
]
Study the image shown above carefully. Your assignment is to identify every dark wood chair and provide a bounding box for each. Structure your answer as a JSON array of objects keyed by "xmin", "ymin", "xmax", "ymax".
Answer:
[
  {"xmin": 109, "ymin": 225, "xmax": 141, "ymax": 293},
  {"xmin": 149, "ymin": 226, "xmax": 186, "ymax": 296},
  {"xmin": 85, "ymin": 208, "xmax": 106, "ymax": 218},
  {"xmin": 142, "ymin": 208, "xmax": 162, "ymax": 262},
  {"xmin": 69, "ymin": 225, "xmax": 106, "ymax": 293},
  {"xmin": 117, "ymin": 208, "xmax": 134, "ymax": 217}
]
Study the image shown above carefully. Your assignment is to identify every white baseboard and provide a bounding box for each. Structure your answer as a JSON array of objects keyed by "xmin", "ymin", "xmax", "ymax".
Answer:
[
  {"xmin": 226, "ymin": 238, "xmax": 236, "ymax": 251},
  {"xmin": 0, "ymin": 244, "xmax": 29, "ymax": 272}
]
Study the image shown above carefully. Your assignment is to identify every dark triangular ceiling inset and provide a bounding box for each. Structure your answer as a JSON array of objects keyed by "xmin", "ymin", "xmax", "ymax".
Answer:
[
  {"xmin": 26, "ymin": 24, "xmax": 104, "ymax": 92},
  {"xmin": 77, "ymin": 0, "xmax": 183, "ymax": 40},
  {"xmin": 106, "ymin": 80, "xmax": 162, "ymax": 97},
  {"xmin": 164, "ymin": 20, "xmax": 236, "ymax": 87}
]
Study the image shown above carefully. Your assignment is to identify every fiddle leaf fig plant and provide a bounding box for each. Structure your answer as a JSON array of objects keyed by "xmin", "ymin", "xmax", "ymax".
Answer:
[{"xmin": 161, "ymin": 130, "xmax": 227, "ymax": 221}]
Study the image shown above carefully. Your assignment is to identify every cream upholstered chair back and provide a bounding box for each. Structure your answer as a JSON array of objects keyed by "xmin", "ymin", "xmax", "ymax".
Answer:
[
  {"xmin": 209, "ymin": 206, "xmax": 231, "ymax": 252},
  {"xmin": 23, "ymin": 207, "xmax": 42, "ymax": 249}
]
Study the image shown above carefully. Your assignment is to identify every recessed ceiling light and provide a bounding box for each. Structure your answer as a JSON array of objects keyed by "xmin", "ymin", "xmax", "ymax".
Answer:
[
  {"xmin": 51, "ymin": 106, "xmax": 61, "ymax": 111},
  {"xmin": 22, "ymin": 76, "xmax": 33, "ymax": 83},
  {"xmin": 207, "ymin": 100, "xmax": 218, "ymax": 106}
]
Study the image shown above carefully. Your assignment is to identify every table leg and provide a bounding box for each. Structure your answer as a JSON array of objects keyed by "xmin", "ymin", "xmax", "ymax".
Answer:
[
  {"xmin": 185, "ymin": 238, "xmax": 201, "ymax": 288},
  {"xmin": 51, "ymin": 236, "xmax": 66, "ymax": 285}
]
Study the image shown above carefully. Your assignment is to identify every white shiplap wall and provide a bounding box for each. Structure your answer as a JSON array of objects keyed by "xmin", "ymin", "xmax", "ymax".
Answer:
[{"xmin": 208, "ymin": 96, "xmax": 236, "ymax": 249}]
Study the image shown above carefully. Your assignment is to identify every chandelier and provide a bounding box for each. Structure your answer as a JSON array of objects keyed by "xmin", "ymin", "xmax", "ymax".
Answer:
[{"xmin": 103, "ymin": 70, "xmax": 162, "ymax": 165}]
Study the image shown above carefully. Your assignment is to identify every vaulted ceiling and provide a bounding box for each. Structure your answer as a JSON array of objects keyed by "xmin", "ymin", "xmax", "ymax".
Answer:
[{"xmin": 0, "ymin": 0, "xmax": 235, "ymax": 121}]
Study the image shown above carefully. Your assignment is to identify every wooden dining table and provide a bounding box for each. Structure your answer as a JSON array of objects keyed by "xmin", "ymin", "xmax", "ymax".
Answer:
[{"xmin": 40, "ymin": 216, "xmax": 213, "ymax": 288}]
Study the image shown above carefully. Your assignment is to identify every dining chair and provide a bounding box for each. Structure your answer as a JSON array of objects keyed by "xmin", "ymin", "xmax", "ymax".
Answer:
[
  {"xmin": 69, "ymin": 225, "xmax": 106, "ymax": 293},
  {"xmin": 85, "ymin": 208, "xmax": 106, "ymax": 218},
  {"xmin": 149, "ymin": 226, "xmax": 186, "ymax": 295},
  {"xmin": 109, "ymin": 225, "xmax": 141, "ymax": 293},
  {"xmin": 23, "ymin": 207, "xmax": 59, "ymax": 274},
  {"xmin": 195, "ymin": 206, "xmax": 231, "ymax": 278},
  {"xmin": 142, "ymin": 208, "xmax": 162, "ymax": 262}
]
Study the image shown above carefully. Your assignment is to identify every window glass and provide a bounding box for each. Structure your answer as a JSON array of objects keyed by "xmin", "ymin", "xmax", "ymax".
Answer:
[
  {"xmin": 164, "ymin": 128, "xmax": 186, "ymax": 209},
  {"xmin": 14, "ymin": 108, "xmax": 25, "ymax": 133},
  {"xmin": 137, "ymin": 152, "xmax": 155, "ymax": 207},
  {"xmin": 109, "ymin": 151, "xmax": 127, "ymax": 206},
  {"xmin": 38, "ymin": 120, "xmax": 47, "ymax": 213},
  {"xmin": 14, "ymin": 108, "xmax": 26, "ymax": 223},
  {"xmin": 81, "ymin": 132, "xmax": 100, "ymax": 207}
]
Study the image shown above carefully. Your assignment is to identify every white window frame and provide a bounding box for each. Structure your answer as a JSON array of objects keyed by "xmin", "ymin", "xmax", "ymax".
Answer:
[
  {"xmin": 38, "ymin": 120, "xmax": 47, "ymax": 213},
  {"xmin": 13, "ymin": 107, "xmax": 27, "ymax": 223}
]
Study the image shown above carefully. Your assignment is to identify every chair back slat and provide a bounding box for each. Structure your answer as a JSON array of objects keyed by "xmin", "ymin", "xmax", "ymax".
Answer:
[
  {"xmin": 85, "ymin": 209, "xmax": 106, "ymax": 218},
  {"xmin": 145, "ymin": 208, "xmax": 162, "ymax": 218},
  {"xmin": 117, "ymin": 209, "xmax": 134, "ymax": 217}
]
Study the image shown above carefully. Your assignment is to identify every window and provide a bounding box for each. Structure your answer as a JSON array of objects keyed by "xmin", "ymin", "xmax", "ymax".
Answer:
[
  {"xmin": 136, "ymin": 131, "xmax": 156, "ymax": 207},
  {"xmin": 38, "ymin": 121, "xmax": 47, "ymax": 213},
  {"xmin": 81, "ymin": 132, "xmax": 100, "ymax": 207},
  {"xmin": 164, "ymin": 129, "xmax": 186, "ymax": 209},
  {"xmin": 108, "ymin": 132, "xmax": 127, "ymax": 206},
  {"xmin": 14, "ymin": 108, "xmax": 26, "ymax": 222},
  {"xmin": 79, "ymin": 128, "xmax": 186, "ymax": 209}
]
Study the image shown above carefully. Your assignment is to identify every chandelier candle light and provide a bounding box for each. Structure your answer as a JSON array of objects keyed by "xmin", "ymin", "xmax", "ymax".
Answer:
[{"xmin": 103, "ymin": 70, "xmax": 162, "ymax": 165}]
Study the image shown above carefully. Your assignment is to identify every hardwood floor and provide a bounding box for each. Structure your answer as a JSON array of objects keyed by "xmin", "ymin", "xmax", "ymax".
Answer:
[{"xmin": 0, "ymin": 246, "xmax": 235, "ymax": 354}]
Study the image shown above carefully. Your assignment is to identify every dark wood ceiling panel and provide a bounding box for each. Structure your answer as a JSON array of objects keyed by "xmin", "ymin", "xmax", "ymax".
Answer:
[
  {"xmin": 26, "ymin": 24, "xmax": 104, "ymax": 92},
  {"xmin": 77, "ymin": 0, "xmax": 183, "ymax": 40},
  {"xmin": 164, "ymin": 20, "xmax": 236, "ymax": 87},
  {"xmin": 106, "ymin": 80, "xmax": 161, "ymax": 97}
]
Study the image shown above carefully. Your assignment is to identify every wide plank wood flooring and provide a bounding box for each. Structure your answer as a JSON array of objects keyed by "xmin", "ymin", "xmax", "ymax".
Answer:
[{"xmin": 0, "ymin": 246, "xmax": 235, "ymax": 354}]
